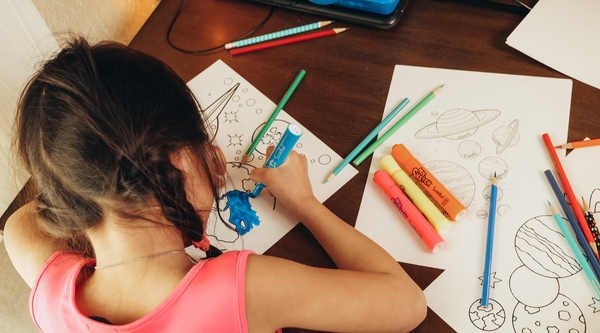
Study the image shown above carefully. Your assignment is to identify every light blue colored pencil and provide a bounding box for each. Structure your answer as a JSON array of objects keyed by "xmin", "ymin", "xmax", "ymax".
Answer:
[
  {"xmin": 324, "ymin": 97, "xmax": 410, "ymax": 184},
  {"xmin": 353, "ymin": 85, "xmax": 444, "ymax": 166},
  {"xmin": 548, "ymin": 201, "xmax": 600, "ymax": 299},
  {"xmin": 482, "ymin": 172, "xmax": 497, "ymax": 307},
  {"xmin": 225, "ymin": 21, "xmax": 333, "ymax": 50}
]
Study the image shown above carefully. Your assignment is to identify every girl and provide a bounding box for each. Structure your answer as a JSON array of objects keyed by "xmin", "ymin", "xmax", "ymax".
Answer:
[{"xmin": 4, "ymin": 38, "xmax": 426, "ymax": 333}]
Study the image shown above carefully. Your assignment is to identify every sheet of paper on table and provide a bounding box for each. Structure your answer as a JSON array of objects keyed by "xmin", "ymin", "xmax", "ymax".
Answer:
[
  {"xmin": 506, "ymin": 0, "xmax": 600, "ymax": 90},
  {"xmin": 425, "ymin": 145, "xmax": 600, "ymax": 333},
  {"xmin": 354, "ymin": 64, "xmax": 572, "ymax": 269},
  {"xmin": 186, "ymin": 60, "xmax": 358, "ymax": 255},
  {"xmin": 0, "ymin": 0, "xmax": 58, "ymax": 216}
]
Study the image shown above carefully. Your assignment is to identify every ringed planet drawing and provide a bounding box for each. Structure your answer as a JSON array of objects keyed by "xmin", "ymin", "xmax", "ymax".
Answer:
[
  {"xmin": 415, "ymin": 108, "xmax": 501, "ymax": 140},
  {"xmin": 493, "ymin": 119, "xmax": 520, "ymax": 154}
]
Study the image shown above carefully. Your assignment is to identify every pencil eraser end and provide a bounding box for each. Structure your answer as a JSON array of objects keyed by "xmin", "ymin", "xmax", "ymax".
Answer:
[
  {"xmin": 391, "ymin": 144, "xmax": 412, "ymax": 166},
  {"xmin": 379, "ymin": 155, "xmax": 401, "ymax": 175},
  {"xmin": 373, "ymin": 170, "xmax": 395, "ymax": 192}
]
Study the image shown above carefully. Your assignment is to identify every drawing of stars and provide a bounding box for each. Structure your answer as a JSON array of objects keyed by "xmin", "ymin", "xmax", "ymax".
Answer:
[
  {"xmin": 223, "ymin": 110, "xmax": 239, "ymax": 123},
  {"xmin": 478, "ymin": 272, "xmax": 502, "ymax": 289},
  {"xmin": 227, "ymin": 134, "xmax": 243, "ymax": 147},
  {"xmin": 589, "ymin": 297, "xmax": 600, "ymax": 313}
]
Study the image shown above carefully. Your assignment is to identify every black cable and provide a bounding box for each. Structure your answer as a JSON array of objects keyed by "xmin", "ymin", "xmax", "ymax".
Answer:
[{"xmin": 167, "ymin": 0, "xmax": 275, "ymax": 54}]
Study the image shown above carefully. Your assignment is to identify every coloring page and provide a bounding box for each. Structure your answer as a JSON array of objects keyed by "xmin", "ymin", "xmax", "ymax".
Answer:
[
  {"xmin": 354, "ymin": 65, "xmax": 572, "ymax": 269},
  {"xmin": 425, "ymin": 145, "xmax": 600, "ymax": 332},
  {"xmin": 186, "ymin": 60, "xmax": 357, "ymax": 255}
]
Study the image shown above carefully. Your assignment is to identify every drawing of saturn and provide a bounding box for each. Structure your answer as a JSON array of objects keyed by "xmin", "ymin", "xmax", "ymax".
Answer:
[{"xmin": 415, "ymin": 108, "xmax": 501, "ymax": 140}]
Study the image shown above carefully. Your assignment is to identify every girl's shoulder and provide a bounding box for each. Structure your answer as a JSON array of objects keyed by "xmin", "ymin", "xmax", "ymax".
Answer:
[{"xmin": 3, "ymin": 201, "xmax": 73, "ymax": 287}]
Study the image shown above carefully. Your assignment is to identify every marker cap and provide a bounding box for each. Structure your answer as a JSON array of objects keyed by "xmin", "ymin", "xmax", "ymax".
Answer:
[
  {"xmin": 379, "ymin": 155, "xmax": 402, "ymax": 175},
  {"xmin": 392, "ymin": 144, "xmax": 413, "ymax": 165},
  {"xmin": 373, "ymin": 170, "xmax": 395, "ymax": 192}
]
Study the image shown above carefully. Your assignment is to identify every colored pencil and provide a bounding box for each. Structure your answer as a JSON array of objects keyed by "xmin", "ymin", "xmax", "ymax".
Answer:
[
  {"xmin": 545, "ymin": 170, "xmax": 600, "ymax": 281},
  {"xmin": 542, "ymin": 133, "xmax": 599, "ymax": 259},
  {"xmin": 548, "ymin": 200, "xmax": 600, "ymax": 299},
  {"xmin": 230, "ymin": 28, "xmax": 349, "ymax": 56},
  {"xmin": 481, "ymin": 172, "xmax": 498, "ymax": 307},
  {"xmin": 555, "ymin": 138, "xmax": 600, "ymax": 149},
  {"xmin": 324, "ymin": 97, "xmax": 410, "ymax": 184},
  {"xmin": 240, "ymin": 70, "xmax": 305, "ymax": 164},
  {"xmin": 225, "ymin": 21, "xmax": 333, "ymax": 50},
  {"xmin": 582, "ymin": 197, "xmax": 600, "ymax": 255},
  {"xmin": 353, "ymin": 85, "xmax": 444, "ymax": 166}
]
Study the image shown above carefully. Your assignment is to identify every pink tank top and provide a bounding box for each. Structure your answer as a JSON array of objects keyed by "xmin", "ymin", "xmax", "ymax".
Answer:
[{"xmin": 30, "ymin": 250, "xmax": 280, "ymax": 333}]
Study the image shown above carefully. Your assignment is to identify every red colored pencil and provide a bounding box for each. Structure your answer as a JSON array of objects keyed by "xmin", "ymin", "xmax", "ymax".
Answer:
[
  {"xmin": 230, "ymin": 28, "xmax": 349, "ymax": 55},
  {"xmin": 542, "ymin": 133, "xmax": 599, "ymax": 259}
]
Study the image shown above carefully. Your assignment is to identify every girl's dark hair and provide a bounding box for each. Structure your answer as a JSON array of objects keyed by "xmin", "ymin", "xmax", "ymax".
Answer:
[{"xmin": 15, "ymin": 37, "xmax": 224, "ymax": 258}]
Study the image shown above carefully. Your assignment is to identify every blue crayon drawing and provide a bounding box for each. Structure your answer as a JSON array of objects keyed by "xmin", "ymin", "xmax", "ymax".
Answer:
[{"xmin": 221, "ymin": 190, "xmax": 260, "ymax": 236}]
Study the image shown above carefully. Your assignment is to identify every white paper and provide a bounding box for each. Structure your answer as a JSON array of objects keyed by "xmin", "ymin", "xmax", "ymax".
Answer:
[
  {"xmin": 186, "ymin": 60, "xmax": 358, "ymax": 255},
  {"xmin": 0, "ymin": 0, "xmax": 59, "ymax": 215},
  {"xmin": 354, "ymin": 65, "xmax": 572, "ymax": 269},
  {"xmin": 506, "ymin": 0, "xmax": 600, "ymax": 90},
  {"xmin": 425, "ymin": 146, "xmax": 600, "ymax": 332}
]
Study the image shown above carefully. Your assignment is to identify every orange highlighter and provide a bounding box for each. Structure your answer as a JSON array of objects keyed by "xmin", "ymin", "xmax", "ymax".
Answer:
[
  {"xmin": 374, "ymin": 170, "xmax": 446, "ymax": 253},
  {"xmin": 392, "ymin": 144, "xmax": 468, "ymax": 221}
]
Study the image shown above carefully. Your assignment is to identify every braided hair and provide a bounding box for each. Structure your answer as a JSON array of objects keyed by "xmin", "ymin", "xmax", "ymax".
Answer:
[{"xmin": 15, "ymin": 37, "xmax": 225, "ymax": 258}]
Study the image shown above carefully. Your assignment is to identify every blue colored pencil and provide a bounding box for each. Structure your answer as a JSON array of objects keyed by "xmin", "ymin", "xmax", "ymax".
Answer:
[
  {"xmin": 548, "ymin": 201, "xmax": 600, "ymax": 299},
  {"xmin": 482, "ymin": 172, "xmax": 498, "ymax": 307},
  {"xmin": 252, "ymin": 124, "xmax": 303, "ymax": 197},
  {"xmin": 324, "ymin": 97, "xmax": 410, "ymax": 184},
  {"xmin": 545, "ymin": 170, "xmax": 600, "ymax": 281}
]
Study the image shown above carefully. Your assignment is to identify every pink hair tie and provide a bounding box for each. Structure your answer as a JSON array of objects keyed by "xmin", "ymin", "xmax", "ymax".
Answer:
[{"xmin": 192, "ymin": 234, "xmax": 210, "ymax": 252}]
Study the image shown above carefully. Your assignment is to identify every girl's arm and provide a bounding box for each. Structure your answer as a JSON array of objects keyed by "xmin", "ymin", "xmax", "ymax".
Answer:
[{"xmin": 245, "ymin": 150, "xmax": 427, "ymax": 333}]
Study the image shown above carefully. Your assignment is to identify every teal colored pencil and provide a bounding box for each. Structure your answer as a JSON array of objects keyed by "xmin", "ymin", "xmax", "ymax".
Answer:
[
  {"xmin": 225, "ymin": 21, "xmax": 332, "ymax": 50},
  {"xmin": 241, "ymin": 70, "xmax": 306, "ymax": 164},
  {"xmin": 324, "ymin": 97, "xmax": 410, "ymax": 184},
  {"xmin": 352, "ymin": 85, "xmax": 444, "ymax": 166},
  {"xmin": 549, "ymin": 201, "xmax": 600, "ymax": 299}
]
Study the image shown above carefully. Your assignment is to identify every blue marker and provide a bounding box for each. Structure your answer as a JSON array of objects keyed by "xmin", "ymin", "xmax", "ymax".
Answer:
[{"xmin": 252, "ymin": 124, "xmax": 303, "ymax": 197}]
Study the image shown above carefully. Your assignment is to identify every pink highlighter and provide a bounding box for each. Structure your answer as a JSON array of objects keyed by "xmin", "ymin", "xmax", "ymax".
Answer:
[{"xmin": 373, "ymin": 170, "xmax": 446, "ymax": 254}]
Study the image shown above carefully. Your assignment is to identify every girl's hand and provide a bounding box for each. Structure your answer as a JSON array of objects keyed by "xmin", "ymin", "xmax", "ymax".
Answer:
[{"xmin": 249, "ymin": 147, "xmax": 318, "ymax": 215}]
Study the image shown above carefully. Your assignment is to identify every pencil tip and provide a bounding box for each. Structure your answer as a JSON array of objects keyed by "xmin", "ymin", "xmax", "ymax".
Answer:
[
  {"xmin": 441, "ymin": 84, "xmax": 445, "ymax": 88},
  {"xmin": 547, "ymin": 200, "xmax": 551, "ymax": 206}
]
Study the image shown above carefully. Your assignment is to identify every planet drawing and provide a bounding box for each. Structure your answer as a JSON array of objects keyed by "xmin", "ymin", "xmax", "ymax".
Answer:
[
  {"xmin": 492, "ymin": 119, "xmax": 520, "ymax": 154},
  {"xmin": 250, "ymin": 119, "xmax": 290, "ymax": 156},
  {"xmin": 512, "ymin": 294, "xmax": 585, "ymax": 333},
  {"xmin": 509, "ymin": 265, "xmax": 559, "ymax": 307},
  {"xmin": 457, "ymin": 140, "xmax": 482, "ymax": 159},
  {"xmin": 415, "ymin": 108, "xmax": 501, "ymax": 140},
  {"xmin": 422, "ymin": 160, "xmax": 476, "ymax": 207},
  {"xmin": 514, "ymin": 216, "xmax": 581, "ymax": 278},
  {"xmin": 469, "ymin": 298, "xmax": 506, "ymax": 331},
  {"xmin": 478, "ymin": 157, "xmax": 508, "ymax": 180}
]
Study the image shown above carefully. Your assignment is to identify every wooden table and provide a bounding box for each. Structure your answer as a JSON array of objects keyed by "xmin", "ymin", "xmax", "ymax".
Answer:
[
  {"xmin": 128, "ymin": 1, "xmax": 600, "ymax": 332},
  {"xmin": 3, "ymin": 0, "xmax": 599, "ymax": 332}
]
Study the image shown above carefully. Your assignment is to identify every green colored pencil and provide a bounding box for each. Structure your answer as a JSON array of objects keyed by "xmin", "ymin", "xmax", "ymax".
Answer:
[
  {"xmin": 241, "ymin": 70, "xmax": 306, "ymax": 164},
  {"xmin": 352, "ymin": 84, "xmax": 444, "ymax": 166}
]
